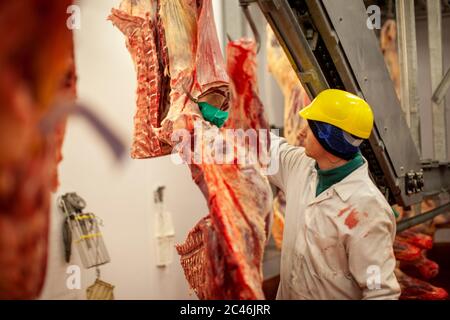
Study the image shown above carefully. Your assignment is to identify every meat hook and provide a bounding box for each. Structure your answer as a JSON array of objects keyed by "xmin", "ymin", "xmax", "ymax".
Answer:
[{"xmin": 239, "ymin": 0, "xmax": 261, "ymax": 53}]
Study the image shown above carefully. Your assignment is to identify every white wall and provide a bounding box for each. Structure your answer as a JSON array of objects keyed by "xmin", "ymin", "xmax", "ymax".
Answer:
[{"xmin": 40, "ymin": 0, "xmax": 210, "ymax": 299}]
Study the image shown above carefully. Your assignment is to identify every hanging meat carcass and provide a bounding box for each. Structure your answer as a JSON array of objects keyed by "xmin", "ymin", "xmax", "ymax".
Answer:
[
  {"xmin": 108, "ymin": 2, "xmax": 171, "ymax": 158},
  {"xmin": 380, "ymin": 19, "xmax": 401, "ymax": 100},
  {"xmin": 0, "ymin": 0, "xmax": 76, "ymax": 299},
  {"xmin": 175, "ymin": 38, "xmax": 272, "ymax": 299},
  {"xmin": 266, "ymin": 25, "xmax": 309, "ymax": 147},
  {"xmin": 110, "ymin": 0, "xmax": 272, "ymax": 299},
  {"xmin": 176, "ymin": 38, "xmax": 272, "ymax": 299}
]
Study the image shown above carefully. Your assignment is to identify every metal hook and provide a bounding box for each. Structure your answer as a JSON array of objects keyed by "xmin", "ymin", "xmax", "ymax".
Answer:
[
  {"xmin": 182, "ymin": 85, "xmax": 199, "ymax": 103},
  {"xmin": 240, "ymin": 1, "xmax": 261, "ymax": 53},
  {"xmin": 386, "ymin": 0, "xmax": 394, "ymax": 19}
]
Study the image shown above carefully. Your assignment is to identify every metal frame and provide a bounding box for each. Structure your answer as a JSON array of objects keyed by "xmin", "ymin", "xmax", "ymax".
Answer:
[
  {"xmin": 396, "ymin": 0, "xmax": 421, "ymax": 152},
  {"xmin": 433, "ymin": 67, "xmax": 450, "ymax": 105},
  {"xmin": 255, "ymin": 0, "xmax": 329, "ymax": 98},
  {"xmin": 422, "ymin": 160, "xmax": 450, "ymax": 196},
  {"xmin": 255, "ymin": 0, "xmax": 426, "ymax": 206},
  {"xmin": 427, "ymin": 0, "xmax": 446, "ymax": 161},
  {"xmin": 240, "ymin": 0, "xmax": 262, "ymax": 52},
  {"xmin": 397, "ymin": 201, "xmax": 450, "ymax": 232},
  {"xmin": 320, "ymin": 0, "xmax": 425, "ymax": 206}
]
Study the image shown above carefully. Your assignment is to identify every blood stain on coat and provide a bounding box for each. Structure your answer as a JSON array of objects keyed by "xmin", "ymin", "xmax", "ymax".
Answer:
[
  {"xmin": 337, "ymin": 205, "xmax": 352, "ymax": 217},
  {"xmin": 344, "ymin": 209, "xmax": 360, "ymax": 229}
]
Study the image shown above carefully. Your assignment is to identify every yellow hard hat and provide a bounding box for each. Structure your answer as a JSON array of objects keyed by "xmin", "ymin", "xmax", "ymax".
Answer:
[{"xmin": 299, "ymin": 89, "xmax": 374, "ymax": 139}]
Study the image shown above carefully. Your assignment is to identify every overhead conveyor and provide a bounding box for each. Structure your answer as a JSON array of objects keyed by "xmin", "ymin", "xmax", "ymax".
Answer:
[{"xmin": 239, "ymin": 0, "xmax": 450, "ymax": 229}]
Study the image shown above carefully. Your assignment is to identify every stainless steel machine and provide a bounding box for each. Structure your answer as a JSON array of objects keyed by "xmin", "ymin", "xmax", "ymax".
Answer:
[{"xmin": 240, "ymin": 0, "xmax": 450, "ymax": 231}]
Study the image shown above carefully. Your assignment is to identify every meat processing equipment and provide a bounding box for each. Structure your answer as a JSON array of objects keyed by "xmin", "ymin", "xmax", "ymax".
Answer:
[{"xmin": 240, "ymin": 0, "xmax": 450, "ymax": 230}]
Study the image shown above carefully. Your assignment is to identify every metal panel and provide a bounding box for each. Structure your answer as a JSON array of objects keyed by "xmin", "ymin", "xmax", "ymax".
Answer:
[
  {"xmin": 422, "ymin": 160, "xmax": 450, "ymax": 196},
  {"xmin": 249, "ymin": 0, "xmax": 450, "ymax": 209},
  {"xmin": 304, "ymin": 0, "xmax": 360, "ymax": 94},
  {"xmin": 302, "ymin": 0, "xmax": 413, "ymax": 206},
  {"xmin": 427, "ymin": 0, "xmax": 446, "ymax": 161},
  {"xmin": 396, "ymin": 0, "xmax": 421, "ymax": 152},
  {"xmin": 321, "ymin": 0, "xmax": 422, "ymax": 178},
  {"xmin": 397, "ymin": 201, "xmax": 450, "ymax": 232},
  {"xmin": 256, "ymin": 0, "xmax": 329, "ymax": 97},
  {"xmin": 433, "ymin": 67, "xmax": 450, "ymax": 105},
  {"xmin": 252, "ymin": 0, "xmax": 424, "ymax": 206}
]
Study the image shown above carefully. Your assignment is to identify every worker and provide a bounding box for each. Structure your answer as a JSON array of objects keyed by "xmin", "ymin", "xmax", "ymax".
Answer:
[{"xmin": 268, "ymin": 89, "xmax": 400, "ymax": 300}]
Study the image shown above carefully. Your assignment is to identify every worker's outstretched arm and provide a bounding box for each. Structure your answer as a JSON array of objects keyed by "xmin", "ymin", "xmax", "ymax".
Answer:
[
  {"xmin": 267, "ymin": 131, "xmax": 306, "ymax": 193},
  {"xmin": 346, "ymin": 200, "xmax": 401, "ymax": 300}
]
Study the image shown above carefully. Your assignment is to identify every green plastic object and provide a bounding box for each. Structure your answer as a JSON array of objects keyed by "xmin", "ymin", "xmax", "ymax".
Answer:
[
  {"xmin": 391, "ymin": 206, "xmax": 400, "ymax": 219},
  {"xmin": 198, "ymin": 101, "xmax": 229, "ymax": 128}
]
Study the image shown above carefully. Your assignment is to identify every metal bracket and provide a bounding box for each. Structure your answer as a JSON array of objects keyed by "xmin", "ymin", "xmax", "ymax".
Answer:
[
  {"xmin": 298, "ymin": 71, "xmax": 317, "ymax": 84},
  {"xmin": 396, "ymin": 0, "xmax": 421, "ymax": 152},
  {"xmin": 432, "ymin": 67, "xmax": 450, "ymax": 105},
  {"xmin": 258, "ymin": 0, "xmax": 281, "ymax": 11},
  {"xmin": 397, "ymin": 201, "xmax": 450, "ymax": 232},
  {"xmin": 239, "ymin": 0, "xmax": 261, "ymax": 53},
  {"xmin": 405, "ymin": 169, "xmax": 424, "ymax": 195}
]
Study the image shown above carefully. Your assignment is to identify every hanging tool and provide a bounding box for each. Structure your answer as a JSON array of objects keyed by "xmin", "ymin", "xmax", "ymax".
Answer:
[
  {"xmin": 239, "ymin": 0, "xmax": 261, "ymax": 53},
  {"xmin": 58, "ymin": 193, "xmax": 115, "ymax": 299},
  {"xmin": 62, "ymin": 218, "xmax": 72, "ymax": 263},
  {"xmin": 86, "ymin": 266, "xmax": 115, "ymax": 300},
  {"xmin": 183, "ymin": 87, "xmax": 229, "ymax": 128},
  {"xmin": 58, "ymin": 192, "xmax": 111, "ymax": 269},
  {"xmin": 154, "ymin": 186, "xmax": 175, "ymax": 267}
]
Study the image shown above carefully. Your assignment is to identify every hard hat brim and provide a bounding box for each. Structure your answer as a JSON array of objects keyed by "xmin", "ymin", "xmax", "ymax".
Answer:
[{"xmin": 298, "ymin": 102, "xmax": 372, "ymax": 139}]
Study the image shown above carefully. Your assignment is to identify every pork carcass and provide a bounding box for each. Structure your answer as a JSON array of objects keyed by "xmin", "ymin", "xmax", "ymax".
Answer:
[
  {"xmin": 0, "ymin": 0, "xmax": 76, "ymax": 299},
  {"xmin": 110, "ymin": 0, "xmax": 272, "ymax": 299}
]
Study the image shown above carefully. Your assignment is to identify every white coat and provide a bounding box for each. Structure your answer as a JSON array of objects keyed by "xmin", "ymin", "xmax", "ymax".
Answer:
[{"xmin": 268, "ymin": 133, "xmax": 401, "ymax": 299}]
